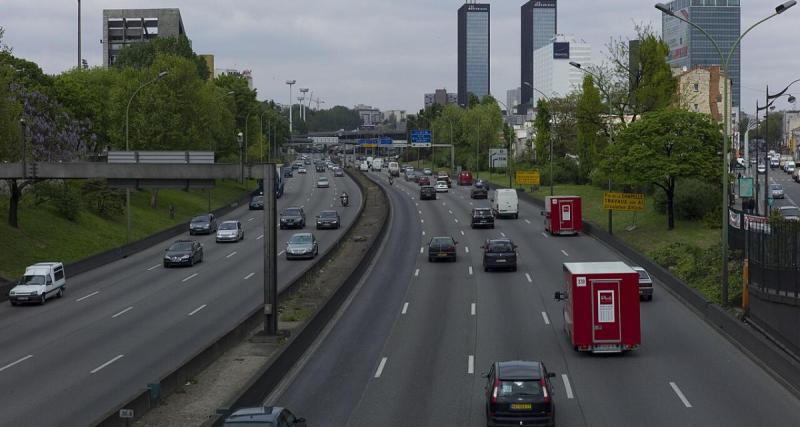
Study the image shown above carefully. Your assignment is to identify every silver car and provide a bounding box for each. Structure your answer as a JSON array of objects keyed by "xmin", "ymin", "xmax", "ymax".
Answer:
[
  {"xmin": 317, "ymin": 177, "xmax": 330, "ymax": 188},
  {"xmin": 771, "ymin": 183, "xmax": 785, "ymax": 199},
  {"xmin": 286, "ymin": 233, "xmax": 319, "ymax": 260},
  {"xmin": 216, "ymin": 220, "xmax": 244, "ymax": 242},
  {"xmin": 779, "ymin": 206, "xmax": 800, "ymax": 221}
]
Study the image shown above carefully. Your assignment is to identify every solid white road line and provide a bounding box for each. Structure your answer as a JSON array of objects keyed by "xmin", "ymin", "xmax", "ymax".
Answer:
[
  {"xmin": 414, "ymin": 268, "xmax": 420, "ymax": 277},
  {"xmin": 76, "ymin": 291, "xmax": 99, "ymax": 302},
  {"xmin": 248, "ymin": 217, "xmax": 255, "ymax": 222},
  {"xmin": 670, "ymin": 382, "xmax": 692, "ymax": 408},
  {"xmin": 111, "ymin": 306, "xmax": 133, "ymax": 318},
  {"xmin": 278, "ymin": 250, "xmax": 286, "ymax": 256},
  {"xmin": 420, "ymin": 246, "xmax": 424, "ymax": 254},
  {"xmin": 468, "ymin": 355, "xmax": 475, "ymax": 374},
  {"xmin": 525, "ymin": 219, "xmax": 531, "ymax": 224},
  {"xmin": 465, "ymin": 246, "xmax": 470, "ymax": 253},
  {"xmin": 562, "ymin": 374, "xmax": 575, "ymax": 399},
  {"xmin": 471, "ymin": 303, "xmax": 476, "ymax": 316},
  {"xmin": 525, "ymin": 273, "xmax": 533, "ymax": 283},
  {"xmin": 561, "ymin": 250, "xmax": 569, "ymax": 257},
  {"xmin": 542, "ymin": 232, "xmax": 549, "ymax": 238},
  {"xmin": 257, "ymin": 234, "xmax": 264, "ymax": 240},
  {"xmin": 90, "ymin": 354, "xmax": 124, "ymax": 374},
  {"xmin": 244, "ymin": 272, "xmax": 255, "ymax": 280},
  {"xmin": 541, "ymin": 312, "xmax": 550, "ymax": 325},
  {"xmin": 374, "ymin": 357, "xmax": 388, "ymax": 378},
  {"xmin": 182, "ymin": 273, "xmax": 198, "ymax": 282},
  {"xmin": 146, "ymin": 264, "xmax": 160, "ymax": 271},
  {"xmin": 468, "ymin": 266, "xmax": 474, "ymax": 276},
  {"xmin": 226, "ymin": 251, "xmax": 237, "ymax": 258},
  {"xmin": 0, "ymin": 355, "xmax": 33, "ymax": 373},
  {"xmin": 401, "ymin": 302, "xmax": 409, "ymax": 314},
  {"xmin": 188, "ymin": 304, "xmax": 207, "ymax": 316}
]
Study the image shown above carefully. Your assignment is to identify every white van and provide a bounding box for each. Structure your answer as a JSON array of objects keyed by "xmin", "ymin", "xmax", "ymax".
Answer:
[
  {"xmin": 492, "ymin": 189, "xmax": 519, "ymax": 219},
  {"xmin": 8, "ymin": 262, "xmax": 66, "ymax": 305},
  {"xmin": 359, "ymin": 161, "xmax": 370, "ymax": 171},
  {"xmin": 388, "ymin": 161, "xmax": 400, "ymax": 177},
  {"xmin": 372, "ymin": 158, "xmax": 384, "ymax": 171}
]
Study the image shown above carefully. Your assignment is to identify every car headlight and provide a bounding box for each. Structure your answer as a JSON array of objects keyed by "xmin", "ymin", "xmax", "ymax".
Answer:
[
  {"xmin": 9, "ymin": 291, "xmax": 15, "ymax": 296},
  {"xmin": 180, "ymin": 255, "xmax": 190, "ymax": 259}
]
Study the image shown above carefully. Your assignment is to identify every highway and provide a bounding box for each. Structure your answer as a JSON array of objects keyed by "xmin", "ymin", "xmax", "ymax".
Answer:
[
  {"xmin": 0, "ymin": 157, "xmax": 362, "ymax": 427},
  {"xmin": 275, "ymin": 170, "xmax": 800, "ymax": 426}
]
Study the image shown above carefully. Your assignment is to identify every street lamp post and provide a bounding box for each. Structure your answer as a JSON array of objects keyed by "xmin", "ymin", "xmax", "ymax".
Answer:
[
  {"xmin": 259, "ymin": 111, "xmax": 268, "ymax": 163},
  {"xmin": 77, "ymin": 0, "xmax": 81, "ymax": 68},
  {"xmin": 237, "ymin": 132, "xmax": 244, "ymax": 183},
  {"xmin": 656, "ymin": 0, "xmax": 796, "ymax": 306},
  {"xmin": 286, "ymin": 80, "xmax": 296, "ymax": 136},
  {"xmin": 245, "ymin": 110, "xmax": 253, "ymax": 165}
]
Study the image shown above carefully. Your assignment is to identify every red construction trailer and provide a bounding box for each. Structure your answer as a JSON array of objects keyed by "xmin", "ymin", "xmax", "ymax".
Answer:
[
  {"xmin": 555, "ymin": 262, "xmax": 641, "ymax": 353},
  {"xmin": 543, "ymin": 196, "xmax": 582, "ymax": 235}
]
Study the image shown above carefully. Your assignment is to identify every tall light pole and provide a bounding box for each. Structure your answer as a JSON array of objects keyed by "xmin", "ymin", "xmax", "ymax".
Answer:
[
  {"xmin": 77, "ymin": 0, "xmax": 82, "ymax": 68},
  {"xmin": 299, "ymin": 88, "xmax": 309, "ymax": 120},
  {"xmin": 286, "ymin": 80, "xmax": 296, "ymax": 136},
  {"xmin": 237, "ymin": 131, "xmax": 244, "ymax": 183},
  {"xmin": 656, "ymin": 0, "xmax": 796, "ymax": 306},
  {"xmin": 124, "ymin": 70, "xmax": 167, "ymax": 245},
  {"xmin": 260, "ymin": 111, "xmax": 268, "ymax": 163}
]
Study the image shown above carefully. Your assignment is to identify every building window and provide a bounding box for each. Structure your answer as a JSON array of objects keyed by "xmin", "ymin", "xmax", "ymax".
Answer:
[
  {"xmin": 693, "ymin": 83, "xmax": 699, "ymax": 92},
  {"xmin": 693, "ymin": 104, "xmax": 699, "ymax": 112}
]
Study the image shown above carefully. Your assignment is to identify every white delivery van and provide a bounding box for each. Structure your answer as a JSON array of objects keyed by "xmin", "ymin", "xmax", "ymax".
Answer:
[
  {"xmin": 492, "ymin": 189, "xmax": 519, "ymax": 219},
  {"xmin": 372, "ymin": 158, "xmax": 384, "ymax": 171},
  {"xmin": 360, "ymin": 161, "xmax": 370, "ymax": 171},
  {"xmin": 366, "ymin": 156, "xmax": 374, "ymax": 166},
  {"xmin": 388, "ymin": 162, "xmax": 400, "ymax": 177},
  {"xmin": 8, "ymin": 262, "xmax": 66, "ymax": 305}
]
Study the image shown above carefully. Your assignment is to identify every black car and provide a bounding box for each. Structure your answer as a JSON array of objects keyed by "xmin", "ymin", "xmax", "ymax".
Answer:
[
  {"xmin": 484, "ymin": 361, "xmax": 555, "ymax": 427},
  {"xmin": 316, "ymin": 210, "xmax": 341, "ymax": 229},
  {"xmin": 249, "ymin": 195, "xmax": 264, "ymax": 210},
  {"xmin": 482, "ymin": 238, "xmax": 518, "ymax": 272},
  {"xmin": 420, "ymin": 185, "xmax": 437, "ymax": 200},
  {"xmin": 280, "ymin": 207, "xmax": 306, "ymax": 229},
  {"xmin": 163, "ymin": 240, "xmax": 203, "ymax": 267},
  {"xmin": 189, "ymin": 213, "xmax": 217, "ymax": 235},
  {"xmin": 316, "ymin": 164, "xmax": 325, "ymax": 172},
  {"xmin": 471, "ymin": 182, "xmax": 489, "ymax": 199},
  {"xmin": 428, "ymin": 236, "xmax": 457, "ymax": 262},
  {"xmin": 223, "ymin": 406, "xmax": 306, "ymax": 427},
  {"xmin": 471, "ymin": 208, "xmax": 495, "ymax": 228}
]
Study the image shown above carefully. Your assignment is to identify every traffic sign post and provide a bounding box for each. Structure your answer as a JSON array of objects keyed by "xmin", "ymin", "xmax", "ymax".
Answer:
[
  {"xmin": 516, "ymin": 170, "xmax": 541, "ymax": 185},
  {"xmin": 603, "ymin": 192, "xmax": 645, "ymax": 233}
]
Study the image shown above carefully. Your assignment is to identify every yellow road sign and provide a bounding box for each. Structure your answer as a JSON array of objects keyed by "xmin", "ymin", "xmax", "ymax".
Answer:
[
  {"xmin": 603, "ymin": 192, "xmax": 645, "ymax": 211},
  {"xmin": 516, "ymin": 170, "xmax": 540, "ymax": 185}
]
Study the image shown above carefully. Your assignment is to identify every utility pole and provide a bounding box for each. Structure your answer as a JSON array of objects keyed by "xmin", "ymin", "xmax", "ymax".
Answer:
[
  {"xmin": 286, "ymin": 80, "xmax": 296, "ymax": 136},
  {"xmin": 263, "ymin": 163, "xmax": 278, "ymax": 335},
  {"xmin": 77, "ymin": 0, "xmax": 82, "ymax": 68}
]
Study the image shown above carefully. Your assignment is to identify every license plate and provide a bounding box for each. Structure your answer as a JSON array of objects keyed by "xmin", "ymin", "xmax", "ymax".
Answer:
[
  {"xmin": 438, "ymin": 253, "xmax": 447, "ymax": 257},
  {"xmin": 496, "ymin": 259, "xmax": 506, "ymax": 263},
  {"xmin": 511, "ymin": 403, "xmax": 532, "ymax": 410},
  {"xmin": 18, "ymin": 297, "xmax": 28, "ymax": 301}
]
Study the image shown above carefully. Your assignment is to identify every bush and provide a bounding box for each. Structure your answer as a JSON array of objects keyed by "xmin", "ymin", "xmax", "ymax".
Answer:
[
  {"xmin": 31, "ymin": 181, "xmax": 81, "ymax": 221},
  {"xmin": 539, "ymin": 158, "xmax": 581, "ymax": 186},
  {"xmin": 651, "ymin": 178, "xmax": 719, "ymax": 220},
  {"xmin": 648, "ymin": 242, "xmax": 742, "ymax": 304},
  {"xmin": 81, "ymin": 180, "xmax": 124, "ymax": 218}
]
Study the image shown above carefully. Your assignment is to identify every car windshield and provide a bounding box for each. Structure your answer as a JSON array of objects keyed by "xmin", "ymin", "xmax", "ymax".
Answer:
[
  {"xmin": 283, "ymin": 208, "xmax": 302, "ymax": 216},
  {"xmin": 290, "ymin": 234, "xmax": 313, "ymax": 244},
  {"xmin": 220, "ymin": 222, "xmax": 238, "ymax": 230},
  {"xmin": 436, "ymin": 181, "xmax": 446, "ymax": 186},
  {"xmin": 169, "ymin": 242, "xmax": 193, "ymax": 251},
  {"xmin": 474, "ymin": 209, "xmax": 491, "ymax": 217},
  {"xmin": 319, "ymin": 178, "xmax": 328, "ymax": 182},
  {"xmin": 781, "ymin": 207, "xmax": 800, "ymax": 217},
  {"xmin": 431, "ymin": 237, "xmax": 453, "ymax": 246},
  {"xmin": 252, "ymin": 196, "xmax": 263, "ymax": 203},
  {"xmin": 320, "ymin": 211, "xmax": 337, "ymax": 218},
  {"xmin": 487, "ymin": 241, "xmax": 513, "ymax": 253},
  {"xmin": 497, "ymin": 380, "xmax": 542, "ymax": 398},
  {"xmin": 21, "ymin": 275, "xmax": 46, "ymax": 285},
  {"xmin": 191, "ymin": 216, "xmax": 209, "ymax": 223},
  {"xmin": 772, "ymin": 184, "xmax": 783, "ymax": 190}
]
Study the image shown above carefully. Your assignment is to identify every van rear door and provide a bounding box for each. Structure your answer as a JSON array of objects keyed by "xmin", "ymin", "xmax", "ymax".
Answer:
[
  {"xmin": 591, "ymin": 280, "xmax": 622, "ymax": 345},
  {"xmin": 558, "ymin": 200, "xmax": 574, "ymax": 231}
]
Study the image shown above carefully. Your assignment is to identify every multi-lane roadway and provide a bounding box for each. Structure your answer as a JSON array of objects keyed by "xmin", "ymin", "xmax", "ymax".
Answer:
[
  {"xmin": 0, "ymin": 158, "xmax": 361, "ymax": 427},
  {"xmin": 275, "ymin": 169, "xmax": 800, "ymax": 426}
]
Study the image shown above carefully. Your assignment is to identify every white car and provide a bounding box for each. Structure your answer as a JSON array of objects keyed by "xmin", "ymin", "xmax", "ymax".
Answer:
[
  {"xmin": 435, "ymin": 181, "xmax": 449, "ymax": 193},
  {"xmin": 216, "ymin": 220, "xmax": 244, "ymax": 242},
  {"xmin": 8, "ymin": 262, "xmax": 66, "ymax": 305},
  {"xmin": 298, "ymin": 167, "xmax": 307, "ymax": 174}
]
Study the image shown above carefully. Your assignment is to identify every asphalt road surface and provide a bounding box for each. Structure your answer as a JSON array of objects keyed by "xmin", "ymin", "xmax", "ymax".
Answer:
[
  {"xmin": 0, "ymin": 157, "xmax": 362, "ymax": 427},
  {"xmin": 275, "ymin": 170, "xmax": 800, "ymax": 427}
]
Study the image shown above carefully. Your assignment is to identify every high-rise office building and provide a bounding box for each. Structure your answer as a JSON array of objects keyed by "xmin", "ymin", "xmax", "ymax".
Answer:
[
  {"xmin": 103, "ymin": 8, "xmax": 186, "ymax": 67},
  {"xmin": 458, "ymin": 2, "xmax": 490, "ymax": 107},
  {"xmin": 521, "ymin": 0, "xmax": 557, "ymax": 112},
  {"xmin": 661, "ymin": 0, "xmax": 740, "ymax": 107},
  {"xmin": 532, "ymin": 35, "xmax": 592, "ymax": 107}
]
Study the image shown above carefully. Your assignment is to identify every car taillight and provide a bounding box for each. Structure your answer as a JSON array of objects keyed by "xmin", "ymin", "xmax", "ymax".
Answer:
[
  {"xmin": 491, "ymin": 378, "xmax": 500, "ymax": 405},
  {"xmin": 541, "ymin": 378, "xmax": 550, "ymax": 404}
]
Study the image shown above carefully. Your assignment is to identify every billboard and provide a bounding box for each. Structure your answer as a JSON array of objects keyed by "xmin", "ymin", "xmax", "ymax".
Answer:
[
  {"xmin": 553, "ymin": 42, "xmax": 570, "ymax": 59},
  {"xmin": 664, "ymin": 8, "xmax": 690, "ymax": 64},
  {"xmin": 603, "ymin": 192, "xmax": 645, "ymax": 212}
]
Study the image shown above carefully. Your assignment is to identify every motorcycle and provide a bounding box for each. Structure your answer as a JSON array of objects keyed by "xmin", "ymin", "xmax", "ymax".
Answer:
[
  {"xmin": 340, "ymin": 194, "xmax": 349, "ymax": 207},
  {"xmin": 388, "ymin": 176, "xmax": 394, "ymax": 185}
]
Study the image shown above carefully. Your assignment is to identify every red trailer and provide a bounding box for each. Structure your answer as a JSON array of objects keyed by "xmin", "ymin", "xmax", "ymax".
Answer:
[
  {"xmin": 555, "ymin": 262, "xmax": 641, "ymax": 353},
  {"xmin": 543, "ymin": 196, "xmax": 582, "ymax": 235}
]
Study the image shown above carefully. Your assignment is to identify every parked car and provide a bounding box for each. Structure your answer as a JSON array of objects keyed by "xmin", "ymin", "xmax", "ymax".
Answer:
[
  {"xmin": 317, "ymin": 176, "xmax": 330, "ymax": 188},
  {"xmin": 222, "ymin": 407, "xmax": 306, "ymax": 427},
  {"xmin": 216, "ymin": 220, "xmax": 244, "ymax": 243},
  {"xmin": 793, "ymin": 168, "xmax": 800, "ymax": 182},
  {"xmin": 435, "ymin": 181, "xmax": 449, "ymax": 193},
  {"xmin": 484, "ymin": 360, "xmax": 555, "ymax": 427},
  {"xmin": 189, "ymin": 213, "xmax": 217, "ymax": 235},
  {"xmin": 632, "ymin": 266, "xmax": 653, "ymax": 301},
  {"xmin": 8, "ymin": 262, "xmax": 66, "ymax": 306},
  {"xmin": 280, "ymin": 207, "xmax": 306, "ymax": 229},
  {"xmin": 482, "ymin": 238, "xmax": 518, "ymax": 271},
  {"xmin": 428, "ymin": 236, "xmax": 457, "ymax": 262},
  {"xmin": 249, "ymin": 195, "xmax": 264, "ymax": 210},
  {"xmin": 420, "ymin": 185, "xmax": 437, "ymax": 200},
  {"xmin": 771, "ymin": 183, "xmax": 785, "ymax": 199},
  {"xmin": 779, "ymin": 205, "xmax": 800, "ymax": 221},
  {"xmin": 418, "ymin": 176, "xmax": 431, "ymax": 186},
  {"xmin": 316, "ymin": 210, "xmax": 341, "ymax": 229},
  {"xmin": 163, "ymin": 240, "xmax": 203, "ymax": 268},
  {"xmin": 286, "ymin": 233, "xmax": 319, "ymax": 260},
  {"xmin": 471, "ymin": 207, "xmax": 495, "ymax": 229},
  {"xmin": 471, "ymin": 182, "xmax": 489, "ymax": 199},
  {"xmin": 458, "ymin": 170, "xmax": 473, "ymax": 186}
]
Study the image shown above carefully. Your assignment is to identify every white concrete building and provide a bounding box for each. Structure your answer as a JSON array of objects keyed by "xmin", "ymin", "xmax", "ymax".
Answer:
[{"xmin": 532, "ymin": 35, "xmax": 592, "ymax": 107}]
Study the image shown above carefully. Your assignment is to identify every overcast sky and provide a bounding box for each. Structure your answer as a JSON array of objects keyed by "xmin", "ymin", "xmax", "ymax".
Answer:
[{"xmin": 2, "ymin": 1, "xmax": 799, "ymax": 116}]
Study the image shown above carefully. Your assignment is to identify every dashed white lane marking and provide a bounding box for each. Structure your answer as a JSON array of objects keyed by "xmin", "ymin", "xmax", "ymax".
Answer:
[
  {"xmin": 401, "ymin": 302, "xmax": 409, "ymax": 314},
  {"xmin": 468, "ymin": 266, "xmax": 473, "ymax": 276},
  {"xmin": 670, "ymin": 382, "xmax": 692, "ymax": 408},
  {"xmin": 146, "ymin": 264, "xmax": 160, "ymax": 271},
  {"xmin": 415, "ymin": 202, "xmax": 419, "ymax": 206},
  {"xmin": 525, "ymin": 273, "xmax": 533, "ymax": 283},
  {"xmin": 111, "ymin": 306, "xmax": 133, "ymax": 318},
  {"xmin": 563, "ymin": 374, "xmax": 575, "ymax": 399},
  {"xmin": 460, "ymin": 230, "xmax": 465, "ymax": 236},
  {"xmin": 422, "ymin": 231, "xmax": 426, "ymax": 236},
  {"xmin": 278, "ymin": 250, "xmax": 286, "ymax": 256},
  {"xmin": 182, "ymin": 273, "xmax": 198, "ymax": 282},
  {"xmin": 421, "ymin": 219, "xmax": 424, "ymax": 224},
  {"xmin": 471, "ymin": 303, "xmax": 476, "ymax": 316},
  {"xmin": 248, "ymin": 217, "xmax": 255, "ymax": 222},
  {"xmin": 76, "ymin": 291, "xmax": 99, "ymax": 302},
  {"xmin": 226, "ymin": 251, "xmax": 237, "ymax": 258},
  {"xmin": 542, "ymin": 232, "xmax": 549, "ymax": 238},
  {"xmin": 442, "ymin": 202, "xmax": 447, "ymax": 206},
  {"xmin": 374, "ymin": 357, "xmax": 388, "ymax": 378},
  {"xmin": 469, "ymin": 202, "xmax": 473, "ymax": 206},
  {"xmin": 525, "ymin": 219, "xmax": 531, "ymax": 224},
  {"xmin": 0, "ymin": 355, "xmax": 33, "ymax": 373},
  {"xmin": 500, "ymin": 232, "xmax": 506, "ymax": 237},
  {"xmin": 561, "ymin": 250, "xmax": 569, "ymax": 257},
  {"xmin": 419, "ymin": 210, "xmax": 423, "ymax": 214},
  {"xmin": 188, "ymin": 304, "xmax": 207, "ymax": 316},
  {"xmin": 90, "ymin": 354, "xmax": 124, "ymax": 374},
  {"xmin": 414, "ymin": 268, "xmax": 420, "ymax": 277},
  {"xmin": 257, "ymin": 234, "xmax": 264, "ymax": 240},
  {"xmin": 454, "ymin": 218, "xmax": 459, "ymax": 223},
  {"xmin": 468, "ymin": 355, "xmax": 475, "ymax": 374},
  {"xmin": 449, "ymin": 210, "xmax": 453, "ymax": 214},
  {"xmin": 541, "ymin": 311, "xmax": 550, "ymax": 325},
  {"xmin": 465, "ymin": 246, "xmax": 470, "ymax": 253},
  {"xmin": 244, "ymin": 272, "xmax": 255, "ymax": 280}
]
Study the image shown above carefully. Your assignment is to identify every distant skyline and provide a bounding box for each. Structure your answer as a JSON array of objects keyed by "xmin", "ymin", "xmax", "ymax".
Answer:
[{"xmin": 2, "ymin": 0, "xmax": 799, "ymax": 115}]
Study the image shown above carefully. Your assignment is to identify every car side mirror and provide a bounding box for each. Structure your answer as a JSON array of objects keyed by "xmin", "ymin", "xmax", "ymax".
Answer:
[
  {"xmin": 540, "ymin": 211, "xmax": 545, "ymax": 216},
  {"xmin": 554, "ymin": 291, "xmax": 567, "ymax": 301}
]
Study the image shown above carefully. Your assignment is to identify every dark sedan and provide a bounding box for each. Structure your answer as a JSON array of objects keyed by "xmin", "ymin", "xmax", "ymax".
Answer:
[
  {"xmin": 428, "ymin": 236, "xmax": 457, "ymax": 262},
  {"xmin": 471, "ymin": 208, "xmax": 495, "ymax": 228},
  {"xmin": 484, "ymin": 360, "xmax": 555, "ymax": 427},
  {"xmin": 249, "ymin": 195, "xmax": 264, "ymax": 210},
  {"xmin": 420, "ymin": 185, "xmax": 437, "ymax": 200},
  {"xmin": 471, "ymin": 182, "xmax": 489, "ymax": 199},
  {"xmin": 316, "ymin": 210, "xmax": 341, "ymax": 229},
  {"xmin": 482, "ymin": 238, "xmax": 517, "ymax": 271},
  {"xmin": 163, "ymin": 240, "xmax": 203, "ymax": 267},
  {"xmin": 189, "ymin": 214, "xmax": 217, "ymax": 235},
  {"xmin": 280, "ymin": 207, "xmax": 306, "ymax": 229}
]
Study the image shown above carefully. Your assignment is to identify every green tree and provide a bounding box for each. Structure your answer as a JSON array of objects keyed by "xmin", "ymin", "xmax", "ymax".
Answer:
[
  {"xmin": 576, "ymin": 75, "xmax": 606, "ymax": 183},
  {"xmin": 114, "ymin": 35, "xmax": 209, "ymax": 80},
  {"xmin": 602, "ymin": 109, "xmax": 721, "ymax": 230},
  {"xmin": 305, "ymin": 106, "xmax": 361, "ymax": 132},
  {"xmin": 632, "ymin": 35, "xmax": 677, "ymax": 113},
  {"xmin": 53, "ymin": 67, "xmax": 121, "ymax": 152},
  {"xmin": 534, "ymin": 98, "xmax": 552, "ymax": 165}
]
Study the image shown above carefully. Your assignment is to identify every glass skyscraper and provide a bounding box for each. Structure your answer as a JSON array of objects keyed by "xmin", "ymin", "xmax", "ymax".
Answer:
[
  {"xmin": 662, "ymin": 0, "xmax": 741, "ymax": 107},
  {"xmin": 521, "ymin": 0, "xmax": 557, "ymax": 112},
  {"xmin": 458, "ymin": 3, "xmax": 490, "ymax": 107}
]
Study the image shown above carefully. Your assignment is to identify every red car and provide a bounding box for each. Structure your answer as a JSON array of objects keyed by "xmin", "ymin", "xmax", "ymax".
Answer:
[
  {"xmin": 418, "ymin": 176, "xmax": 431, "ymax": 186},
  {"xmin": 458, "ymin": 170, "xmax": 473, "ymax": 186}
]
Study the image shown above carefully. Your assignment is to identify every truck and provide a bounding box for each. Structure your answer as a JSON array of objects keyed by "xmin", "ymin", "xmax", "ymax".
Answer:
[
  {"xmin": 554, "ymin": 262, "xmax": 641, "ymax": 353},
  {"xmin": 388, "ymin": 161, "xmax": 401, "ymax": 177},
  {"xmin": 371, "ymin": 158, "xmax": 384, "ymax": 171},
  {"xmin": 542, "ymin": 196, "xmax": 582, "ymax": 235},
  {"xmin": 8, "ymin": 262, "xmax": 67, "ymax": 305}
]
